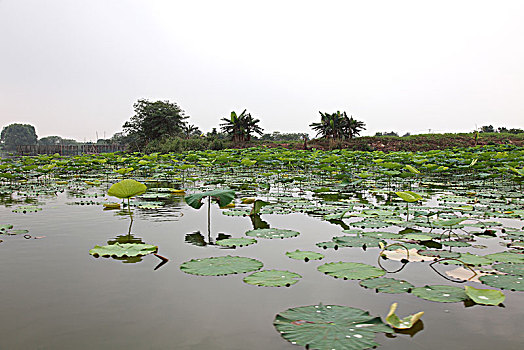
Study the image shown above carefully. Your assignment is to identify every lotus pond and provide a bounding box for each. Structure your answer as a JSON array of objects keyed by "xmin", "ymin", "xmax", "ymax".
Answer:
[{"xmin": 0, "ymin": 146, "xmax": 523, "ymax": 349}]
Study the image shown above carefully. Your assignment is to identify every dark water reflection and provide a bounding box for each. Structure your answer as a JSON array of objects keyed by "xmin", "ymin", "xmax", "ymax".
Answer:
[{"xmin": 0, "ymin": 192, "xmax": 523, "ymax": 349}]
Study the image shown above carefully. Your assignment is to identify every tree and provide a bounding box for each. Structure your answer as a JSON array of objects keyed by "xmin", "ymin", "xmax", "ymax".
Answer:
[
  {"xmin": 480, "ymin": 125, "xmax": 494, "ymax": 133},
  {"xmin": 182, "ymin": 124, "xmax": 202, "ymax": 139},
  {"xmin": 122, "ymin": 99, "xmax": 189, "ymax": 148},
  {"xmin": 220, "ymin": 110, "xmax": 264, "ymax": 142},
  {"xmin": 1, "ymin": 123, "xmax": 38, "ymax": 150},
  {"xmin": 310, "ymin": 111, "xmax": 366, "ymax": 140}
]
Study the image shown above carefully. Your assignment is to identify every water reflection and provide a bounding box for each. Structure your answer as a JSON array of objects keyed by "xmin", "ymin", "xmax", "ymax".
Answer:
[
  {"xmin": 385, "ymin": 320, "xmax": 425, "ymax": 338},
  {"xmin": 185, "ymin": 231, "xmax": 232, "ymax": 247}
]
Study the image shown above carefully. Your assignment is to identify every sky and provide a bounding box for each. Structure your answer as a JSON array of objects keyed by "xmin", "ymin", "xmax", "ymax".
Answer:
[{"xmin": 1, "ymin": 0, "xmax": 523, "ymax": 141}]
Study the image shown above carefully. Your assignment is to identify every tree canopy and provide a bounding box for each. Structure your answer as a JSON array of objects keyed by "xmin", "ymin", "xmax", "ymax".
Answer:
[
  {"xmin": 310, "ymin": 111, "xmax": 365, "ymax": 140},
  {"xmin": 220, "ymin": 110, "xmax": 264, "ymax": 142},
  {"xmin": 1, "ymin": 123, "xmax": 38, "ymax": 149},
  {"xmin": 122, "ymin": 99, "xmax": 189, "ymax": 149}
]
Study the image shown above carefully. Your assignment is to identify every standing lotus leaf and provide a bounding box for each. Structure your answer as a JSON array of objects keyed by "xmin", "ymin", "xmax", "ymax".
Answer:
[
  {"xmin": 412, "ymin": 285, "xmax": 468, "ymax": 303},
  {"xmin": 464, "ymin": 286, "xmax": 505, "ymax": 306},
  {"xmin": 318, "ymin": 262, "xmax": 385, "ymax": 280},
  {"xmin": 89, "ymin": 243, "xmax": 157, "ymax": 258},
  {"xmin": 274, "ymin": 303, "xmax": 392, "ymax": 350},
  {"xmin": 245, "ymin": 228, "xmax": 300, "ymax": 239},
  {"xmin": 184, "ymin": 189, "xmax": 235, "ymax": 209},
  {"xmin": 359, "ymin": 278, "xmax": 414, "ymax": 294},
  {"xmin": 108, "ymin": 179, "xmax": 147, "ymax": 199},
  {"xmin": 395, "ymin": 191, "xmax": 423, "ymax": 202},
  {"xmin": 180, "ymin": 256, "xmax": 263, "ymax": 276},
  {"xmin": 216, "ymin": 237, "xmax": 257, "ymax": 248},
  {"xmin": 243, "ymin": 270, "xmax": 301, "ymax": 287},
  {"xmin": 385, "ymin": 303, "xmax": 424, "ymax": 329}
]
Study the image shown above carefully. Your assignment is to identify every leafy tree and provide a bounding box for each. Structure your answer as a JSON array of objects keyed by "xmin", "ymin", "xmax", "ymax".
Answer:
[
  {"xmin": 122, "ymin": 99, "xmax": 189, "ymax": 149},
  {"xmin": 1, "ymin": 123, "xmax": 38, "ymax": 149},
  {"xmin": 375, "ymin": 131, "xmax": 399, "ymax": 137},
  {"xmin": 220, "ymin": 110, "xmax": 263, "ymax": 142},
  {"xmin": 480, "ymin": 125, "xmax": 495, "ymax": 133},
  {"xmin": 310, "ymin": 111, "xmax": 365, "ymax": 140},
  {"xmin": 39, "ymin": 135, "xmax": 78, "ymax": 145},
  {"xmin": 182, "ymin": 124, "xmax": 202, "ymax": 139}
]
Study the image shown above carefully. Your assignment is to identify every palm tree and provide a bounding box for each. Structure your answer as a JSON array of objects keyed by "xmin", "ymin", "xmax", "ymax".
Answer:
[
  {"xmin": 182, "ymin": 124, "xmax": 201, "ymax": 139},
  {"xmin": 310, "ymin": 111, "xmax": 366, "ymax": 140},
  {"xmin": 342, "ymin": 115, "xmax": 366, "ymax": 139},
  {"xmin": 220, "ymin": 110, "xmax": 263, "ymax": 142}
]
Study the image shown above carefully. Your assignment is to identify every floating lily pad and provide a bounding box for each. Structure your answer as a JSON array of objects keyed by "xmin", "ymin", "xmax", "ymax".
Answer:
[
  {"xmin": 286, "ymin": 250, "xmax": 324, "ymax": 262},
  {"xmin": 438, "ymin": 253, "xmax": 492, "ymax": 267},
  {"xmin": 274, "ymin": 303, "xmax": 392, "ymax": 350},
  {"xmin": 442, "ymin": 241, "xmax": 472, "ymax": 247},
  {"xmin": 216, "ymin": 238, "xmax": 257, "ymax": 248},
  {"xmin": 359, "ymin": 278, "xmax": 413, "ymax": 293},
  {"xmin": 418, "ymin": 250, "xmax": 461, "ymax": 259},
  {"xmin": 464, "ymin": 286, "xmax": 505, "ymax": 306},
  {"xmin": 484, "ymin": 252, "xmax": 524, "ymax": 264},
  {"xmin": 243, "ymin": 270, "xmax": 301, "ymax": 287},
  {"xmin": 412, "ymin": 285, "xmax": 468, "ymax": 303},
  {"xmin": 479, "ymin": 274, "xmax": 524, "ymax": 291},
  {"xmin": 402, "ymin": 234, "xmax": 433, "ymax": 241},
  {"xmin": 245, "ymin": 228, "xmax": 300, "ymax": 239},
  {"xmin": 318, "ymin": 262, "xmax": 385, "ymax": 280},
  {"xmin": 361, "ymin": 231, "xmax": 399, "ymax": 239},
  {"xmin": 385, "ymin": 303, "xmax": 424, "ymax": 329},
  {"xmin": 333, "ymin": 236, "xmax": 383, "ymax": 248},
  {"xmin": 492, "ymin": 263, "xmax": 524, "ymax": 275},
  {"xmin": 12, "ymin": 206, "xmax": 42, "ymax": 213},
  {"xmin": 180, "ymin": 256, "xmax": 263, "ymax": 276},
  {"xmin": 89, "ymin": 243, "xmax": 157, "ymax": 258},
  {"xmin": 315, "ymin": 241, "xmax": 339, "ymax": 250}
]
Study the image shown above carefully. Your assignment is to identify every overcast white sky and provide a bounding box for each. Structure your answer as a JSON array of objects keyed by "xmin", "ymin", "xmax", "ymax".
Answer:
[{"xmin": 1, "ymin": 0, "xmax": 523, "ymax": 141}]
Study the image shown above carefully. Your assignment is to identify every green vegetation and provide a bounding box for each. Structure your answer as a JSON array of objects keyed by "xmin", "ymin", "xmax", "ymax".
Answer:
[{"xmin": 1, "ymin": 123, "xmax": 37, "ymax": 150}]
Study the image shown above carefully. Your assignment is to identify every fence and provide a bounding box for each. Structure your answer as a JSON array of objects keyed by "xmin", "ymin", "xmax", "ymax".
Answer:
[{"xmin": 16, "ymin": 144, "xmax": 127, "ymax": 156}]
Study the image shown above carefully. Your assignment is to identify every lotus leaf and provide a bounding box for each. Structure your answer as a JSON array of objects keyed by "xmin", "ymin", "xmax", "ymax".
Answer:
[
  {"xmin": 381, "ymin": 248, "xmax": 427, "ymax": 262},
  {"xmin": 484, "ymin": 252, "xmax": 524, "ymax": 264},
  {"xmin": 385, "ymin": 303, "xmax": 424, "ymax": 329},
  {"xmin": 286, "ymin": 250, "xmax": 324, "ymax": 262},
  {"xmin": 359, "ymin": 278, "xmax": 413, "ymax": 293},
  {"xmin": 216, "ymin": 237, "xmax": 257, "ymax": 248},
  {"xmin": 464, "ymin": 286, "xmax": 505, "ymax": 306},
  {"xmin": 245, "ymin": 228, "xmax": 299, "ymax": 239},
  {"xmin": 479, "ymin": 274, "xmax": 524, "ymax": 291},
  {"xmin": 318, "ymin": 262, "xmax": 385, "ymax": 280},
  {"xmin": 333, "ymin": 236, "xmax": 384, "ymax": 248},
  {"xmin": 402, "ymin": 234, "xmax": 433, "ymax": 241},
  {"xmin": 274, "ymin": 303, "xmax": 392, "ymax": 350},
  {"xmin": 107, "ymin": 179, "xmax": 147, "ymax": 199},
  {"xmin": 12, "ymin": 206, "xmax": 42, "ymax": 213},
  {"xmin": 418, "ymin": 250, "xmax": 461, "ymax": 259},
  {"xmin": 184, "ymin": 189, "xmax": 235, "ymax": 209},
  {"xmin": 243, "ymin": 269, "xmax": 301, "ymax": 287},
  {"xmin": 395, "ymin": 191, "xmax": 423, "ymax": 203},
  {"xmin": 492, "ymin": 263, "xmax": 524, "ymax": 275},
  {"xmin": 443, "ymin": 253, "xmax": 492, "ymax": 266},
  {"xmin": 180, "ymin": 256, "xmax": 263, "ymax": 276},
  {"xmin": 89, "ymin": 243, "xmax": 157, "ymax": 258},
  {"xmin": 412, "ymin": 285, "xmax": 468, "ymax": 303}
]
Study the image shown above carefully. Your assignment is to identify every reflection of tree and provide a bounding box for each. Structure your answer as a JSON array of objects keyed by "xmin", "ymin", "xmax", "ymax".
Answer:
[{"xmin": 185, "ymin": 231, "xmax": 232, "ymax": 247}]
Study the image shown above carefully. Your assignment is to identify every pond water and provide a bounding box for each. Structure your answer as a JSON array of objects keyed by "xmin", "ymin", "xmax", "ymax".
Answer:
[{"xmin": 0, "ymin": 185, "xmax": 522, "ymax": 350}]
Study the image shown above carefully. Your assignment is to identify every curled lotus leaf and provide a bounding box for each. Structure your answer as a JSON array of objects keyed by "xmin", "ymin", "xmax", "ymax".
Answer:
[
  {"xmin": 465, "ymin": 286, "xmax": 505, "ymax": 306},
  {"xmin": 385, "ymin": 303, "xmax": 424, "ymax": 329},
  {"xmin": 245, "ymin": 228, "xmax": 300, "ymax": 239},
  {"xmin": 243, "ymin": 269, "xmax": 301, "ymax": 287},
  {"xmin": 89, "ymin": 243, "xmax": 157, "ymax": 258},
  {"xmin": 216, "ymin": 237, "xmax": 257, "ymax": 248},
  {"xmin": 412, "ymin": 285, "xmax": 468, "ymax": 303},
  {"xmin": 107, "ymin": 179, "xmax": 147, "ymax": 199},
  {"xmin": 395, "ymin": 191, "xmax": 423, "ymax": 203},
  {"xmin": 180, "ymin": 255, "xmax": 263, "ymax": 276},
  {"xmin": 318, "ymin": 262, "xmax": 385, "ymax": 280},
  {"xmin": 274, "ymin": 303, "xmax": 392, "ymax": 350},
  {"xmin": 184, "ymin": 189, "xmax": 235, "ymax": 209},
  {"xmin": 359, "ymin": 278, "xmax": 413, "ymax": 294}
]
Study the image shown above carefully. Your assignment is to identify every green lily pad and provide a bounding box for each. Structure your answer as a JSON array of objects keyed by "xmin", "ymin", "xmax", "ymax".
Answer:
[
  {"xmin": 12, "ymin": 205, "xmax": 42, "ymax": 213},
  {"xmin": 5, "ymin": 229, "xmax": 29, "ymax": 235},
  {"xmin": 0, "ymin": 224, "xmax": 14, "ymax": 232},
  {"xmin": 444, "ymin": 253, "xmax": 492, "ymax": 267},
  {"xmin": 243, "ymin": 270, "xmax": 301, "ymax": 287},
  {"xmin": 418, "ymin": 250, "xmax": 461, "ymax": 259},
  {"xmin": 361, "ymin": 231, "xmax": 400, "ymax": 239},
  {"xmin": 286, "ymin": 250, "xmax": 324, "ymax": 262},
  {"xmin": 412, "ymin": 285, "xmax": 468, "ymax": 303},
  {"xmin": 333, "ymin": 236, "xmax": 383, "ymax": 248},
  {"xmin": 245, "ymin": 228, "xmax": 300, "ymax": 239},
  {"xmin": 465, "ymin": 286, "xmax": 505, "ymax": 306},
  {"xmin": 479, "ymin": 274, "xmax": 524, "ymax": 291},
  {"xmin": 89, "ymin": 243, "xmax": 157, "ymax": 258},
  {"xmin": 385, "ymin": 303, "xmax": 424, "ymax": 329},
  {"xmin": 180, "ymin": 255, "xmax": 263, "ymax": 276},
  {"xmin": 402, "ymin": 234, "xmax": 433, "ymax": 241},
  {"xmin": 492, "ymin": 263, "xmax": 524, "ymax": 276},
  {"xmin": 396, "ymin": 191, "xmax": 423, "ymax": 202},
  {"xmin": 442, "ymin": 241, "xmax": 472, "ymax": 248},
  {"xmin": 484, "ymin": 252, "xmax": 524, "ymax": 264},
  {"xmin": 274, "ymin": 303, "xmax": 392, "ymax": 350},
  {"xmin": 316, "ymin": 241, "xmax": 339, "ymax": 249},
  {"xmin": 359, "ymin": 278, "xmax": 413, "ymax": 294},
  {"xmin": 216, "ymin": 238, "xmax": 257, "ymax": 248},
  {"xmin": 108, "ymin": 179, "xmax": 147, "ymax": 199},
  {"xmin": 318, "ymin": 262, "xmax": 385, "ymax": 280}
]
